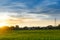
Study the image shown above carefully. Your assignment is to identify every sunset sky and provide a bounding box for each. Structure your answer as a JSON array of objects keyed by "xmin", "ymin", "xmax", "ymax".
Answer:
[{"xmin": 0, "ymin": 0, "xmax": 60, "ymax": 27}]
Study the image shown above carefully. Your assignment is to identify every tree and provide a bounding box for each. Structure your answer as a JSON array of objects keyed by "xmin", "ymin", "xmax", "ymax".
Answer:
[
  {"xmin": 15, "ymin": 25, "xmax": 19, "ymax": 30},
  {"xmin": 23, "ymin": 26, "xmax": 28, "ymax": 30},
  {"xmin": 57, "ymin": 24, "xmax": 60, "ymax": 29},
  {"xmin": 47, "ymin": 25, "xmax": 53, "ymax": 29},
  {"xmin": 10, "ymin": 26, "xmax": 15, "ymax": 30}
]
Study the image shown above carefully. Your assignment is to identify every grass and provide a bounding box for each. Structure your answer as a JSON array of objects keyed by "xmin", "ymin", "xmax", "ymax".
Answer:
[{"xmin": 0, "ymin": 30, "xmax": 60, "ymax": 40}]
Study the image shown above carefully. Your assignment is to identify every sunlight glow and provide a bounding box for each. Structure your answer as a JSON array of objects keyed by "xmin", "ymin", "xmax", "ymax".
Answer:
[
  {"xmin": 0, "ymin": 12, "xmax": 11, "ymax": 27},
  {"xmin": 0, "ymin": 23, "xmax": 8, "ymax": 27}
]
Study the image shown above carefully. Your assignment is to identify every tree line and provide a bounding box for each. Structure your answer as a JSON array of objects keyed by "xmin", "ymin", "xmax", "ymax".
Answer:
[{"xmin": 0, "ymin": 24, "xmax": 60, "ymax": 30}]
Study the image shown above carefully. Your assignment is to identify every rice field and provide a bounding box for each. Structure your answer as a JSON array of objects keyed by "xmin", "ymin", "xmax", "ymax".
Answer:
[{"xmin": 0, "ymin": 30, "xmax": 60, "ymax": 40}]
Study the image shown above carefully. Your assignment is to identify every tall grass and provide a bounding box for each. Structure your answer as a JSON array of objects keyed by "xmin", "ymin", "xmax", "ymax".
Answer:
[{"xmin": 0, "ymin": 30, "xmax": 60, "ymax": 40}]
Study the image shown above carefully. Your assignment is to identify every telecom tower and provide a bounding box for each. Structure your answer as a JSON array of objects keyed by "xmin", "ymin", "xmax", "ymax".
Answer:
[{"xmin": 55, "ymin": 18, "xmax": 56, "ymax": 27}]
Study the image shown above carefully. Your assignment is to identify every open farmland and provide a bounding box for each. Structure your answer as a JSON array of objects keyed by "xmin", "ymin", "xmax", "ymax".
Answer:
[{"xmin": 0, "ymin": 30, "xmax": 60, "ymax": 40}]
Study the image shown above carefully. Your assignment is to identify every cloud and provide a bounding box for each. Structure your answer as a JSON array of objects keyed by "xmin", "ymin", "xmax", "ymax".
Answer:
[
  {"xmin": 0, "ymin": 2, "xmax": 27, "ymax": 12},
  {"xmin": 0, "ymin": 0, "xmax": 60, "ymax": 26},
  {"xmin": 0, "ymin": 0, "xmax": 60, "ymax": 20},
  {"xmin": 28, "ymin": 0, "xmax": 60, "ymax": 19}
]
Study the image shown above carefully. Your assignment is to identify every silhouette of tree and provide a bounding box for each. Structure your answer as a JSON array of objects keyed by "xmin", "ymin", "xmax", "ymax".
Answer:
[
  {"xmin": 47, "ymin": 25, "xmax": 53, "ymax": 29},
  {"xmin": 10, "ymin": 26, "xmax": 15, "ymax": 30},
  {"xmin": 15, "ymin": 25, "xmax": 19, "ymax": 30},
  {"xmin": 57, "ymin": 24, "xmax": 60, "ymax": 29},
  {"xmin": 30, "ymin": 27, "xmax": 35, "ymax": 30},
  {"xmin": 23, "ymin": 26, "xmax": 28, "ymax": 30}
]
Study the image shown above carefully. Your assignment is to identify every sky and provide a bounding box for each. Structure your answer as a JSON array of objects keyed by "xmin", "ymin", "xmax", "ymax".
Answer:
[{"xmin": 0, "ymin": 0, "xmax": 60, "ymax": 27}]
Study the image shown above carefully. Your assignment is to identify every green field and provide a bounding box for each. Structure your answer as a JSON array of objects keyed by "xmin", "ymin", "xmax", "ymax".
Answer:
[{"xmin": 0, "ymin": 30, "xmax": 60, "ymax": 40}]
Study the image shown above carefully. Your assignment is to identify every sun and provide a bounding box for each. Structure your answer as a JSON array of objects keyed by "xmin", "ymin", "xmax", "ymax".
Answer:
[{"xmin": 0, "ymin": 21, "xmax": 10, "ymax": 28}]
